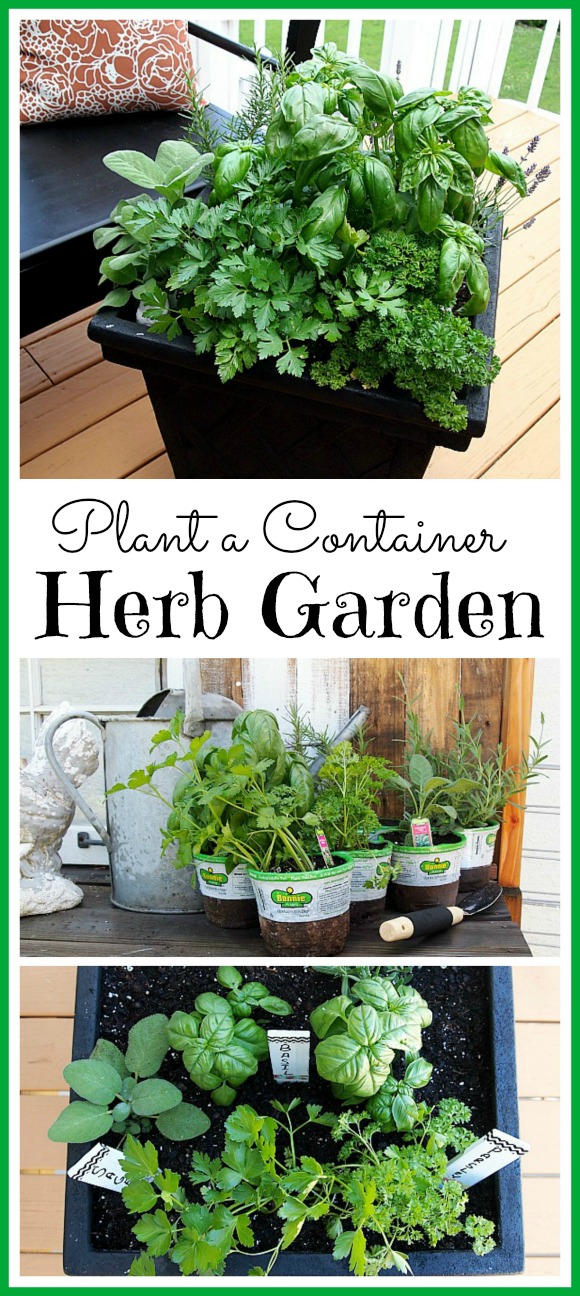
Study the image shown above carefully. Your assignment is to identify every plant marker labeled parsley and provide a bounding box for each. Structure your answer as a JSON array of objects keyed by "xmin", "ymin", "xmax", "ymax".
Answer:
[{"xmin": 444, "ymin": 1130, "xmax": 530, "ymax": 1186}]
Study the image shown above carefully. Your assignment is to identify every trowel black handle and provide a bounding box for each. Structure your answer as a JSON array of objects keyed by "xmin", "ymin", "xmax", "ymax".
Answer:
[{"xmin": 379, "ymin": 905, "xmax": 464, "ymax": 942}]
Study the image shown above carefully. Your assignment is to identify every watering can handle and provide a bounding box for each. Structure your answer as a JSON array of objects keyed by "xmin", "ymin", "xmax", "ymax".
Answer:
[
  {"xmin": 182, "ymin": 660, "xmax": 205, "ymax": 738},
  {"xmin": 43, "ymin": 710, "xmax": 112, "ymax": 854}
]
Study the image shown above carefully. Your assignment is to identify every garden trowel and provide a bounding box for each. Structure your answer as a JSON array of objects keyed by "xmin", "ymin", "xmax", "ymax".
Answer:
[{"xmin": 378, "ymin": 882, "xmax": 502, "ymax": 943}]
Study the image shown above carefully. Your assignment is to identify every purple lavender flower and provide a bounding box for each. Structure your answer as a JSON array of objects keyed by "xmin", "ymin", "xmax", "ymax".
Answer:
[
  {"xmin": 528, "ymin": 135, "xmax": 540, "ymax": 154},
  {"xmin": 396, "ymin": 59, "xmax": 402, "ymax": 75},
  {"xmin": 524, "ymin": 162, "xmax": 537, "ymax": 177},
  {"xmin": 528, "ymin": 165, "xmax": 551, "ymax": 195},
  {"xmin": 502, "ymin": 144, "xmax": 510, "ymax": 155},
  {"xmin": 523, "ymin": 217, "xmax": 536, "ymax": 229}
]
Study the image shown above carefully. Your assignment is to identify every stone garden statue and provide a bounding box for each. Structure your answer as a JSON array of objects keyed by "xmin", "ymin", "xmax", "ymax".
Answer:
[{"xmin": 20, "ymin": 704, "xmax": 100, "ymax": 917}]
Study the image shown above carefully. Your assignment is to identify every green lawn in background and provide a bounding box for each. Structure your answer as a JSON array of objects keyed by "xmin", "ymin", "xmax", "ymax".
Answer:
[
  {"xmin": 500, "ymin": 22, "xmax": 560, "ymax": 113},
  {"xmin": 238, "ymin": 19, "xmax": 559, "ymax": 114}
]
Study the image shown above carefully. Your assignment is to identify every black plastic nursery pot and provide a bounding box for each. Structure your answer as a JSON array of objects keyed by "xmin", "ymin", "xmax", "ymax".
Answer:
[
  {"xmin": 87, "ymin": 222, "xmax": 502, "ymax": 481},
  {"xmin": 63, "ymin": 965, "xmax": 525, "ymax": 1277}
]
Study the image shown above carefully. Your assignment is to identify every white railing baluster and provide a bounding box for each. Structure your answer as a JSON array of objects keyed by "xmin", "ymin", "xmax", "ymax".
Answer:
[
  {"xmin": 280, "ymin": 18, "xmax": 290, "ymax": 55},
  {"xmin": 449, "ymin": 19, "xmax": 479, "ymax": 91},
  {"xmin": 486, "ymin": 21, "xmax": 516, "ymax": 98},
  {"xmin": 379, "ymin": 21, "xmax": 395, "ymax": 75},
  {"xmin": 527, "ymin": 17, "xmax": 560, "ymax": 109},
  {"xmin": 390, "ymin": 21, "xmax": 416, "ymax": 85},
  {"xmin": 346, "ymin": 18, "xmax": 363, "ymax": 59},
  {"xmin": 431, "ymin": 19, "xmax": 455, "ymax": 88},
  {"xmin": 470, "ymin": 19, "xmax": 512, "ymax": 93},
  {"xmin": 253, "ymin": 18, "xmax": 268, "ymax": 55},
  {"xmin": 411, "ymin": 20, "xmax": 445, "ymax": 87}
]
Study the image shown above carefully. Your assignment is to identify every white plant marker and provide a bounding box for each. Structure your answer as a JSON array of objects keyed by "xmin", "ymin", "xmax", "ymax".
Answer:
[
  {"xmin": 268, "ymin": 1030, "xmax": 310, "ymax": 1083},
  {"xmin": 67, "ymin": 1143, "xmax": 128, "ymax": 1193},
  {"xmin": 444, "ymin": 1129, "xmax": 530, "ymax": 1186}
]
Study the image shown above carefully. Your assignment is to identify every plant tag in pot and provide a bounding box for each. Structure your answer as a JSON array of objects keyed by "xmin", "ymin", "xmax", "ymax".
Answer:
[
  {"xmin": 316, "ymin": 830, "xmax": 334, "ymax": 868},
  {"xmin": 67, "ymin": 1143, "xmax": 128, "ymax": 1193},
  {"xmin": 444, "ymin": 1129, "xmax": 530, "ymax": 1186},
  {"xmin": 411, "ymin": 817, "xmax": 433, "ymax": 848},
  {"xmin": 268, "ymin": 1030, "xmax": 310, "ymax": 1083}
]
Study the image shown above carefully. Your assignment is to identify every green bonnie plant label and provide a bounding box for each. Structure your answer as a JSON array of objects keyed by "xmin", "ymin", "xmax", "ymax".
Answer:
[
  {"xmin": 270, "ymin": 887, "xmax": 313, "ymax": 908},
  {"xmin": 392, "ymin": 842, "xmax": 462, "ymax": 887},
  {"xmin": 420, "ymin": 857, "xmax": 451, "ymax": 875},
  {"xmin": 195, "ymin": 858, "xmax": 254, "ymax": 900},
  {"xmin": 248, "ymin": 861, "xmax": 352, "ymax": 923}
]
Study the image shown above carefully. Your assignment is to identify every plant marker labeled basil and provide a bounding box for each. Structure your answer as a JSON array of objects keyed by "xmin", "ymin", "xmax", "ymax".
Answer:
[
  {"xmin": 379, "ymin": 881, "xmax": 502, "ymax": 942},
  {"xmin": 444, "ymin": 1130, "xmax": 530, "ymax": 1186},
  {"xmin": 268, "ymin": 1030, "xmax": 310, "ymax": 1083}
]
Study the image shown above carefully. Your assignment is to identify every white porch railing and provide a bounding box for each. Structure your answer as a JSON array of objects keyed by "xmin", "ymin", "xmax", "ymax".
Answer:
[{"xmin": 189, "ymin": 17, "xmax": 560, "ymax": 118}]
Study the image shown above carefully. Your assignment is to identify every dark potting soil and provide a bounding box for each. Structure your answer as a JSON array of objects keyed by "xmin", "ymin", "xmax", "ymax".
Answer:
[
  {"xmin": 258, "ymin": 912, "xmax": 350, "ymax": 956},
  {"xmin": 90, "ymin": 966, "xmax": 497, "ymax": 1258},
  {"xmin": 202, "ymin": 894, "xmax": 258, "ymax": 928}
]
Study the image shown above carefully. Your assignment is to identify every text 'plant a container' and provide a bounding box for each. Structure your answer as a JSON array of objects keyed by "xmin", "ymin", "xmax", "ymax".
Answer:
[
  {"xmin": 59, "ymin": 964, "xmax": 525, "ymax": 1277},
  {"xmin": 87, "ymin": 42, "xmax": 535, "ymax": 480}
]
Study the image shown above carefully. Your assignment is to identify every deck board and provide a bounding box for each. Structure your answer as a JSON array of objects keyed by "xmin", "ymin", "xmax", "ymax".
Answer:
[
  {"xmin": 19, "ymin": 101, "xmax": 560, "ymax": 479},
  {"xmin": 19, "ymin": 965, "xmax": 561, "ymax": 1278}
]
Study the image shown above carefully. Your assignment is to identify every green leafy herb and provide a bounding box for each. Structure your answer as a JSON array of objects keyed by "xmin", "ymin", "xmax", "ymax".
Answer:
[{"xmin": 48, "ymin": 1017, "xmax": 209, "ymax": 1146}]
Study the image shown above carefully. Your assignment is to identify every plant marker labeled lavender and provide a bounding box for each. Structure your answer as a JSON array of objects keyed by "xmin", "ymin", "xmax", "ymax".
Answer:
[
  {"xmin": 316, "ymin": 830, "xmax": 334, "ymax": 868},
  {"xmin": 444, "ymin": 1130, "xmax": 530, "ymax": 1187},
  {"xmin": 268, "ymin": 1030, "xmax": 310, "ymax": 1083},
  {"xmin": 67, "ymin": 1143, "xmax": 128, "ymax": 1193}
]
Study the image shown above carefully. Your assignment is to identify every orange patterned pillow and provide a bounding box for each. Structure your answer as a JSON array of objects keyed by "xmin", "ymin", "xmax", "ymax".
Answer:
[{"xmin": 20, "ymin": 19, "xmax": 196, "ymax": 123}]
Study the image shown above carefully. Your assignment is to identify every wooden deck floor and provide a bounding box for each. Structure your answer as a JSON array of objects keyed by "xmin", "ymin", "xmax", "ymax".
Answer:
[
  {"xmin": 20, "ymin": 100, "xmax": 560, "ymax": 480},
  {"xmin": 20, "ymin": 966, "xmax": 561, "ymax": 1278}
]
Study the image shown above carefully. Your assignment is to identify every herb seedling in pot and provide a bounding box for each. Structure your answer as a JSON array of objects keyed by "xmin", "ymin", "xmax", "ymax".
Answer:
[
  {"xmin": 401, "ymin": 693, "xmax": 549, "ymax": 892},
  {"xmin": 121, "ymin": 1098, "xmax": 495, "ymax": 1277},
  {"xmin": 48, "ymin": 1014, "xmax": 209, "ymax": 1145},
  {"xmin": 303, "ymin": 741, "xmax": 401, "ymax": 920},
  {"xmin": 166, "ymin": 965, "xmax": 291, "ymax": 1107}
]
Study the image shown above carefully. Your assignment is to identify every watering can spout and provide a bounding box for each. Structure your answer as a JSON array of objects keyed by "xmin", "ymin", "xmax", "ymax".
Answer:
[{"xmin": 309, "ymin": 704, "xmax": 370, "ymax": 775}]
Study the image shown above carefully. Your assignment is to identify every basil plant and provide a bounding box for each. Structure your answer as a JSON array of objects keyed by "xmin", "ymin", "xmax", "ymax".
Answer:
[
  {"xmin": 167, "ymin": 966, "xmax": 292, "ymax": 1106},
  {"xmin": 312, "ymin": 975, "xmax": 432, "ymax": 1105}
]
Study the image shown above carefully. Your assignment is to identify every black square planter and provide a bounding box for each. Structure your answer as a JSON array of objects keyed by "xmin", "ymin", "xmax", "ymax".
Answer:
[
  {"xmin": 62, "ymin": 966, "xmax": 524, "ymax": 1277},
  {"xmin": 87, "ymin": 222, "xmax": 502, "ymax": 480}
]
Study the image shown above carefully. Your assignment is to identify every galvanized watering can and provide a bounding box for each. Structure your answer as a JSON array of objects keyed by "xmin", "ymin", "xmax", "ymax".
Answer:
[{"xmin": 43, "ymin": 663, "xmax": 243, "ymax": 914}]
